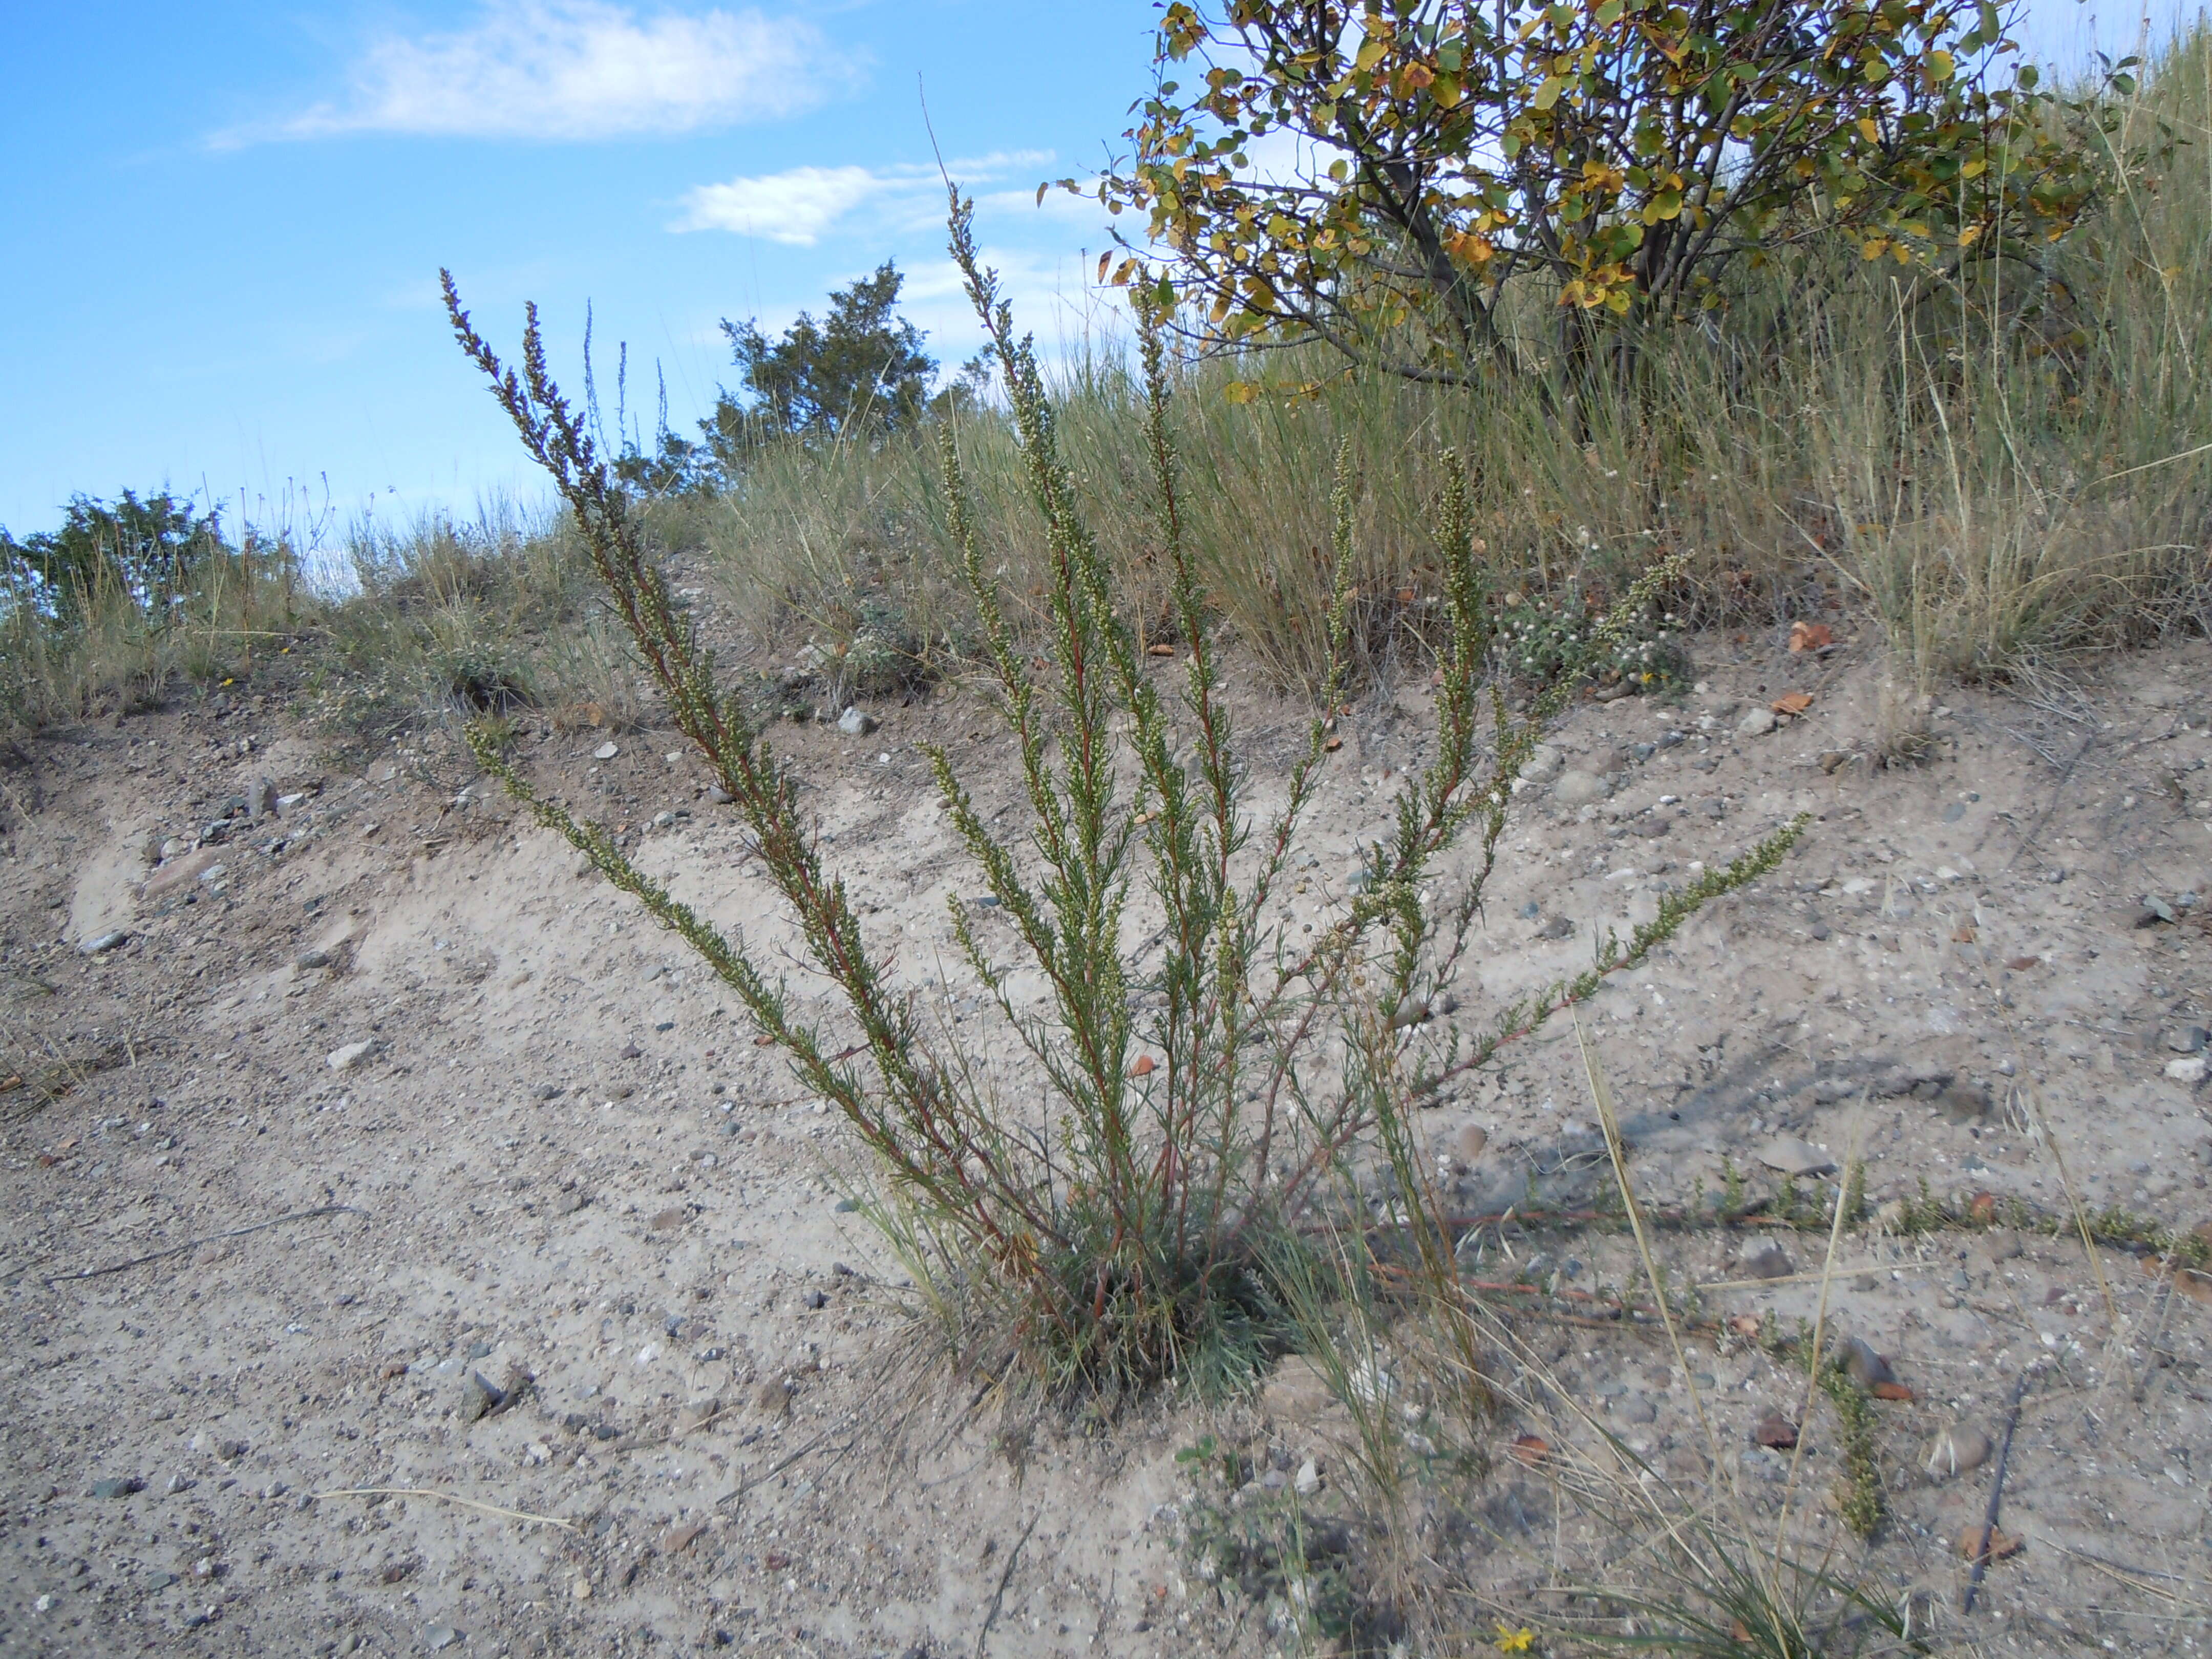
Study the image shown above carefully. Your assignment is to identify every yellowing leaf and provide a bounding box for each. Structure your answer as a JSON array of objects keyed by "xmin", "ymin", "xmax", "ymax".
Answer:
[
  {"xmin": 1857, "ymin": 116, "xmax": 1880, "ymax": 142},
  {"xmin": 1533, "ymin": 75, "xmax": 1565, "ymax": 111},
  {"xmin": 1222, "ymin": 380, "xmax": 1261, "ymax": 405}
]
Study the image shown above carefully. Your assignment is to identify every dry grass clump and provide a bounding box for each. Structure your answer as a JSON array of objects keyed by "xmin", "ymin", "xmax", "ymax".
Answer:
[
  {"xmin": 679, "ymin": 33, "xmax": 2212, "ymax": 725},
  {"xmin": 0, "ymin": 535, "xmax": 310, "ymax": 732}
]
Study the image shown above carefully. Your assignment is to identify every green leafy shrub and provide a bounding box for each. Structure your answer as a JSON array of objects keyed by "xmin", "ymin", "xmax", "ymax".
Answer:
[
  {"xmin": 1088, "ymin": 0, "xmax": 2122, "ymax": 375},
  {"xmin": 1494, "ymin": 588, "xmax": 1689, "ymax": 695}
]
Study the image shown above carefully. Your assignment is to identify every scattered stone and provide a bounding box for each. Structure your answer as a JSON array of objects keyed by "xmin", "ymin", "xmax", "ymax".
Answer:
[
  {"xmin": 570, "ymin": 1577, "xmax": 593, "ymax": 1600},
  {"xmin": 90, "ymin": 1476, "xmax": 143, "ymax": 1499},
  {"xmin": 1833, "ymin": 1337, "xmax": 1896, "ymax": 1390},
  {"xmin": 593, "ymin": 742, "xmax": 620, "ymax": 760},
  {"xmin": 459, "ymin": 1371, "xmax": 505, "ymax": 1423},
  {"xmin": 295, "ymin": 949, "xmax": 331, "ymax": 970},
  {"xmin": 650, "ymin": 1207, "xmax": 686, "ymax": 1232},
  {"xmin": 755, "ymin": 1379, "xmax": 793, "ymax": 1418},
  {"xmin": 553, "ymin": 1190, "xmax": 587, "ymax": 1217},
  {"xmin": 836, "ymin": 706, "xmax": 877, "ymax": 736},
  {"xmin": 619, "ymin": 1040, "xmax": 641, "ymax": 1060},
  {"xmin": 1741, "ymin": 1243, "xmax": 1794, "ymax": 1281},
  {"xmin": 1552, "ymin": 770, "xmax": 1611, "ymax": 806},
  {"xmin": 661, "ymin": 1520, "xmax": 708, "ymax": 1555},
  {"xmin": 1452, "ymin": 1123, "xmax": 1488, "ymax": 1166},
  {"xmin": 1536, "ymin": 914, "xmax": 1575, "ymax": 941},
  {"xmin": 1614, "ymin": 1394, "xmax": 1657, "ymax": 1425},
  {"xmin": 1635, "ymin": 814, "xmax": 1671, "ymax": 839},
  {"xmin": 1985, "ymin": 1229, "xmax": 2024, "ymax": 1262},
  {"xmin": 1752, "ymin": 1413, "xmax": 1798, "ymax": 1450},
  {"xmin": 2168, "ymin": 1026, "xmax": 2209, "ymax": 1055},
  {"xmin": 158, "ymin": 837, "xmax": 185, "ymax": 861},
  {"xmin": 424, "ymin": 1625, "xmax": 462, "ymax": 1651},
  {"xmin": 1756, "ymin": 1136, "xmax": 1834, "ymax": 1177},
  {"xmin": 678, "ymin": 1398, "xmax": 721, "ymax": 1435},
  {"xmin": 250, "ymin": 778, "xmax": 279, "ymax": 818},
  {"xmin": 142, "ymin": 848, "xmax": 223, "ymax": 902},
  {"xmin": 1924, "ymin": 1425, "xmax": 1991, "ymax": 1480},
  {"xmin": 79, "ymin": 931, "xmax": 128, "ymax": 955},
  {"xmin": 1818, "ymin": 751, "xmax": 1846, "ymax": 774},
  {"xmin": 804, "ymin": 1288, "xmax": 828, "ymax": 1310},
  {"xmin": 2168, "ymin": 1055, "xmax": 2209, "ymax": 1086},
  {"xmin": 327, "ymin": 1040, "xmax": 378, "ymax": 1072},
  {"xmin": 1521, "ymin": 745, "xmax": 1562, "ymax": 783},
  {"xmin": 1938, "ymin": 1082, "xmax": 1990, "ymax": 1124},
  {"xmin": 1737, "ymin": 707, "xmax": 1778, "ymax": 738}
]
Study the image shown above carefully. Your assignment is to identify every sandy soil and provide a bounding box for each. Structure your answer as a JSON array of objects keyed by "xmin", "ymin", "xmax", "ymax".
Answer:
[{"xmin": 3, "ymin": 625, "xmax": 2210, "ymax": 1658}]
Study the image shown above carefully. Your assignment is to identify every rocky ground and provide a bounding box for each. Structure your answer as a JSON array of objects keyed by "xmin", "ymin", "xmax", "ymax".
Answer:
[{"xmin": 3, "ymin": 624, "xmax": 2210, "ymax": 1657}]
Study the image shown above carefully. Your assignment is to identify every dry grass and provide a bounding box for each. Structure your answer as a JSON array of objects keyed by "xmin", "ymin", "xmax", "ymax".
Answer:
[
  {"xmin": 11, "ymin": 40, "xmax": 2211, "ymax": 750},
  {"xmin": 666, "ymin": 35, "xmax": 2212, "ymax": 726}
]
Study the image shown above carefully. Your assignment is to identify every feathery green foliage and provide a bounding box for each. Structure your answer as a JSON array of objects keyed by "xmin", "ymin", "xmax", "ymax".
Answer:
[{"xmin": 445, "ymin": 188, "xmax": 1807, "ymax": 1399}]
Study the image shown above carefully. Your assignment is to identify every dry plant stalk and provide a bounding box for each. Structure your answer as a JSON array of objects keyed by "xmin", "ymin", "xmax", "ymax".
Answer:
[{"xmin": 440, "ymin": 185, "xmax": 1675, "ymax": 1396}]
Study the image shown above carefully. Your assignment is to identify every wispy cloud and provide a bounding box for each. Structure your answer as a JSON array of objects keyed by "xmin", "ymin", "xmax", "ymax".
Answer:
[
  {"xmin": 224, "ymin": 2, "xmax": 831, "ymax": 146},
  {"xmin": 672, "ymin": 151, "xmax": 1054, "ymax": 244}
]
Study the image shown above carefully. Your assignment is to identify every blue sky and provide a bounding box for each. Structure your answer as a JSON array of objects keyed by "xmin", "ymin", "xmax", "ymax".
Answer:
[{"xmin": 0, "ymin": 1, "xmax": 2172, "ymax": 546}]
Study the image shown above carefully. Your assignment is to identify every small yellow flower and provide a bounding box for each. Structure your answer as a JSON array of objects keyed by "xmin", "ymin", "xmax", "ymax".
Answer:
[
  {"xmin": 221, "ymin": 677, "xmax": 235, "ymax": 687},
  {"xmin": 1494, "ymin": 1625, "xmax": 1535, "ymax": 1653}
]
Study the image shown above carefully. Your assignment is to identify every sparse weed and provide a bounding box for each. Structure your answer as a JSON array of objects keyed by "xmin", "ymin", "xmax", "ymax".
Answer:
[{"xmin": 445, "ymin": 185, "xmax": 1805, "ymax": 1411}]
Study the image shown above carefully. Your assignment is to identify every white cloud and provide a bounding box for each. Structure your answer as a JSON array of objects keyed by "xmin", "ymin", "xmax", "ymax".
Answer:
[
  {"xmin": 673, "ymin": 151, "xmax": 1054, "ymax": 244},
  {"xmin": 232, "ymin": 2, "xmax": 830, "ymax": 145}
]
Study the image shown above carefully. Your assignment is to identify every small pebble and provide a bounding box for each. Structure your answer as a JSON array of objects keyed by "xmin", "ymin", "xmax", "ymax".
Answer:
[
  {"xmin": 1752, "ymin": 1413, "xmax": 1798, "ymax": 1450},
  {"xmin": 1834, "ymin": 1337, "xmax": 1896, "ymax": 1390},
  {"xmin": 1756, "ymin": 1136, "xmax": 1834, "ymax": 1177},
  {"xmin": 327, "ymin": 1040, "xmax": 377, "ymax": 1072},
  {"xmin": 594, "ymin": 742, "xmax": 620, "ymax": 761},
  {"xmin": 1741, "ymin": 1243, "xmax": 1793, "ymax": 1280},
  {"xmin": 1924, "ymin": 1425, "xmax": 1992, "ymax": 1480},
  {"xmin": 458, "ymin": 1371, "xmax": 505, "ymax": 1423}
]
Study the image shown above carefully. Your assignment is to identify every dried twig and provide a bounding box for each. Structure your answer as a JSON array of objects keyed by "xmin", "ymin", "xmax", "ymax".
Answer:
[
  {"xmin": 310, "ymin": 1486, "xmax": 574, "ymax": 1531},
  {"xmin": 34, "ymin": 1205, "xmax": 365, "ymax": 1286},
  {"xmin": 974, "ymin": 1508, "xmax": 1041, "ymax": 1659},
  {"xmin": 1962, "ymin": 1371, "xmax": 2032, "ymax": 1614},
  {"xmin": 1698, "ymin": 1260, "xmax": 1942, "ymax": 1291}
]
